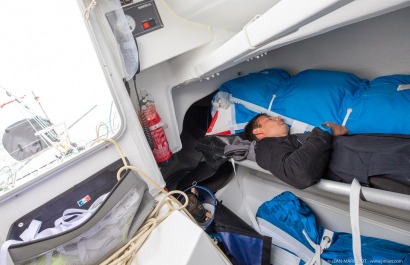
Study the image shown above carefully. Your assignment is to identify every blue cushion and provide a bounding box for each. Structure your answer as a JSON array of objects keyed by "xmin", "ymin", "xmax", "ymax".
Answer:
[
  {"xmin": 271, "ymin": 69, "xmax": 365, "ymax": 128},
  {"xmin": 342, "ymin": 74, "xmax": 410, "ymax": 134}
]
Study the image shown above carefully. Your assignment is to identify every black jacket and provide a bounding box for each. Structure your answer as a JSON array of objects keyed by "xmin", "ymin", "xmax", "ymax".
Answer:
[
  {"xmin": 254, "ymin": 128, "xmax": 332, "ymax": 189},
  {"xmin": 255, "ymin": 128, "xmax": 410, "ymax": 191}
]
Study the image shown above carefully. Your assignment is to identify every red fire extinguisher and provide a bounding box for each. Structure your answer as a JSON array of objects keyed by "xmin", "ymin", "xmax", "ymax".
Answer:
[{"xmin": 139, "ymin": 90, "xmax": 173, "ymax": 166}]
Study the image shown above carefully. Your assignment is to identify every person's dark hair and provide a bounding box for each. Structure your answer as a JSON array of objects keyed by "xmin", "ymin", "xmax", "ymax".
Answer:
[{"xmin": 244, "ymin": 113, "xmax": 268, "ymax": 141}]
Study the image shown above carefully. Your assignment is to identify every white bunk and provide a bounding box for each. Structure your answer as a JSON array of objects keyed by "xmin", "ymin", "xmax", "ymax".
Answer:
[
  {"xmin": 215, "ymin": 161, "xmax": 410, "ymax": 246},
  {"xmin": 237, "ymin": 160, "xmax": 410, "ymax": 212}
]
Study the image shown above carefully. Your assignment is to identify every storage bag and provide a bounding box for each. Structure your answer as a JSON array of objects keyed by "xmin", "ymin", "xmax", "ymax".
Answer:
[
  {"xmin": 256, "ymin": 191, "xmax": 410, "ymax": 265},
  {"xmin": 3, "ymin": 159, "xmax": 155, "ymax": 265}
]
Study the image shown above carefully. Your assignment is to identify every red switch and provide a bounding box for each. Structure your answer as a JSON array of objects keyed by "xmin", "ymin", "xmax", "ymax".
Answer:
[{"xmin": 142, "ymin": 21, "xmax": 150, "ymax": 29}]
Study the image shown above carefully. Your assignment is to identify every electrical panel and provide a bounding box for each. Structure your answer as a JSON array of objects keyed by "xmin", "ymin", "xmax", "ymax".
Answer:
[{"xmin": 121, "ymin": 0, "xmax": 163, "ymax": 38}]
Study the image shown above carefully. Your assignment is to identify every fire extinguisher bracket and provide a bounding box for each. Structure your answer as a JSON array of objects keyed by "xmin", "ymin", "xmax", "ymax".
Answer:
[{"xmin": 149, "ymin": 121, "xmax": 165, "ymax": 131}]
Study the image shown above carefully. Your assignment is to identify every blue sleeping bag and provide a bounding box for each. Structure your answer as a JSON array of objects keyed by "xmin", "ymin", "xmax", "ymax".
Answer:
[
  {"xmin": 211, "ymin": 69, "xmax": 410, "ymax": 135},
  {"xmin": 342, "ymin": 74, "xmax": 410, "ymax": 134},
  {"xmin": 256, "ymin": 191, "xmax": 410, "ymax": 265},
  {"xmin": 270, "ymin": 69, "xmax": 366, "ymax": 129}
]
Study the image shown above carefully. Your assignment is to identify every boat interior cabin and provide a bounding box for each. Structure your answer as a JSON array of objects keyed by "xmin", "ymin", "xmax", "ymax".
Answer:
[{"xmin": 1, "ymin": 0, "xmax": 410, "ymax": 264}]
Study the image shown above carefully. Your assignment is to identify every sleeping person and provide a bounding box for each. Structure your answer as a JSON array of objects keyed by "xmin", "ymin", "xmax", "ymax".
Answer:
[{"xmin": 244, "ymin": 113, "xmax": 410, "ymax": 193}]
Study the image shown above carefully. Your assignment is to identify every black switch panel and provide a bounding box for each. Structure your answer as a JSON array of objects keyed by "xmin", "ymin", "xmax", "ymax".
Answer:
[{"xmin": 123, "ymin": 0, "xmax": 163, "ymax": 38}]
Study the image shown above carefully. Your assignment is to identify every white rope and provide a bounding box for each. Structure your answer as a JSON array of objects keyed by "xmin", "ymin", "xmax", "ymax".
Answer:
[
  {"xmin": 92, "ymin": 138, "xmax": 129, "ymax": 170},
  {"xmin": 84, "ymin": 0, "xmax": 98, "ymax": 21},
  {"xmin": 100, "ymin": 190, "xmax": 189, "ymax": 265}
]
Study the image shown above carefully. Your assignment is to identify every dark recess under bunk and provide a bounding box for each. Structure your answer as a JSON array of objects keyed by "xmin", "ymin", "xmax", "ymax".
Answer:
[{"xmin": 161, "ymin": 92, "xmax": 233, "ymax": 193}]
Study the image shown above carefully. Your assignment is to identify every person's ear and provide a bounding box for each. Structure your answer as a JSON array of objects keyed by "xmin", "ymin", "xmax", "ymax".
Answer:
[{"xmin": 253, "ymin": 128, "xmax": 262, "ymax": 135}]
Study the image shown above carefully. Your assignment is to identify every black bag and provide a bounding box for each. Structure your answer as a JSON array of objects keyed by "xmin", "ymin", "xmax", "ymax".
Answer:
[
  {"xmin": 4, "ymin": 159, "xmax": 155, "ymax": 265},
  {"xmin": 195, "ymin": 135, "xmax": 239, "ymax": 171}
]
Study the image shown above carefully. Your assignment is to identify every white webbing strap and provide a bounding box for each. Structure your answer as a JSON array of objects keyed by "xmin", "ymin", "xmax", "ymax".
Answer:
[
  {"xmin": 257, "ymin": 218, "xmax": 332, "ymax": 265},
  {"xmin": 229, "ymin": 104, "xmax": 237, "ymax": 134},
  {"xmin": 0, "ymin": 240, "xmax": 21, "ymax": 265},
  {"xmin": 267, "ymin": 94, "xmax": 276, "ymax": 115},
  {"xmin": 342, "ymin": 108, "xmax": 353, "ymax": 127},
  {"xmin": 230, "ymin": 158, "xmax": 262, "ymax": 234},
  {"xmin": 350, "ymin": 179, "xmax": 363, "ymax": 264},
  {"xmin": 397, "ymin": 84, "xmax": 410, "ymax": 91},
  {"xmin": 303, "ymin": 229, "xmax": 334, "ymax": 265},
  {"xmin": 19, "ymin": 219, "xmax": 42, "ymax": 242},
  {"xmin": 148, "ymin": 121, "xmax": 165, "ymax": 131},
  {"xmin": 230, "ymin": 158, "xmax": 237, "ymax": 176}
]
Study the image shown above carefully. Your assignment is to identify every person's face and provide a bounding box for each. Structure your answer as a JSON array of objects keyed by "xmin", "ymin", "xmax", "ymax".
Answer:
[{"xmin": 253, "ymin": 115, "xmax": 289, "ymax": 140}]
